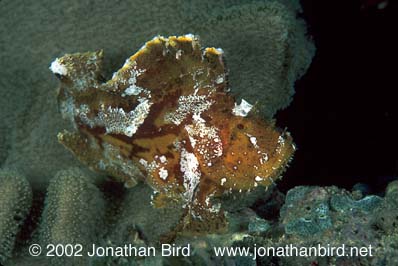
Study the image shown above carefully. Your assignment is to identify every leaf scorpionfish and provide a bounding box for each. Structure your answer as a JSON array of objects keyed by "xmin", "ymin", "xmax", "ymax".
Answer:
[{"xmin": 50, "ymin": 35, "xmax": 295, "ymax": 233}]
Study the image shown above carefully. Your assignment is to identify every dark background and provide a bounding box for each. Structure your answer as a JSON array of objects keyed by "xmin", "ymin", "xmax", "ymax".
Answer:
[{"xmin": 278, "ymin": 0, "xmax": 398, "ymax": 193}]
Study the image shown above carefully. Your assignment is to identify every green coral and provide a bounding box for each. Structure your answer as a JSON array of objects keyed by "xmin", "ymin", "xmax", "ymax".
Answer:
[
  {"xmin": 281, "ymin": 186, "xmax": 385, "ymax": 237},
  {"xmin": 38, "ymin": 168, "xmax": 105, "ymax": 265},
  {"xmin": 330, "ymin": 194, "xmax": 382, "ymax": 213},
  {"xmin": 231, "ymin": 181, "xmax": 398, "ymax": 266},
  {"xmin": 200, "ymin": 0, "xmax": 315, "ymax": 118},
  {"xmin": 0, "ymin": 169, "xmax": 32, "ymax": 264},
  {"xmin": 372, "ymin": 180, "xmax": 398, "ymax": 234},
  {"xmin": 107, "ymin": 184, "xmax": 183, "ymax": 245}
]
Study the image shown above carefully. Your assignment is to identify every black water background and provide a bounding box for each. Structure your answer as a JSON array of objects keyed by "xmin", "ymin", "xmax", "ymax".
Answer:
[{"xmin": 278, "ymin": 0, "xmax": 398, "ymax": 194}]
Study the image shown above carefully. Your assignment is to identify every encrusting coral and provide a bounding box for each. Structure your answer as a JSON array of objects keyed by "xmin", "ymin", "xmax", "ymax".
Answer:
[
  {"xmin": 51, "ymin": 35, "xmax": 295, "ymax": 233},
  {"xmin": 0, "ymin": 169, "xmax": 32, "ymax": 264}
]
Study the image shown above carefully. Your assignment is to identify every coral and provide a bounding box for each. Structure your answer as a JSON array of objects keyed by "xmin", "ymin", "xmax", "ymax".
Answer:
[
  {"xmin": 37, "ymin": 168, "xmax": 105, "ymax": 265},
  {"xmin": 106, "ymin": 183, "xmax": 184, "ymax": 245},
  {"xmin": 247, "ymin": 217, "xmax": 271, "ymax": 235},
  {"xmin": 371, "ymin": 180, "xmax": 398, "ymax": 234},
  {"xmin": 2, "ymin": 174, "xmax": 396, "ymax": 266},
  {"xmin": 330, "ymin": 193, "xmax": 382, "ymax": 213},
  {"xmin": 280, "ymin": 186, "xmax": 334, "ymax": 236},
  {"xmin": 0, "ymin": 169, "xmax": 32, "ymax": 264},
  {"xmin": 200, "ymin": 0, "xmax": 315, "ymax": 118},
  {"xmin": 51, "ymin": 35, "xmax": 295, "ymax": 233},
  {"xmin": 280, "ymin": 185, "xmax": 385, "ymax": 237},
  {"xmin": 231, "ymin": 181, "xmax": 398, "ymax": 266}
]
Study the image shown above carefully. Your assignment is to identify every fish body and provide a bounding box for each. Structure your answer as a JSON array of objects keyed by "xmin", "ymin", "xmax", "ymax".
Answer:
[{"xmin": 51, "ymin": 35, "xmax": 295, "ymax": 232}]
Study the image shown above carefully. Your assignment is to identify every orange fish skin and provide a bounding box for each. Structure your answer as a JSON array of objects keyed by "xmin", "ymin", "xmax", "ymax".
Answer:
[{"xmin": 51, "ymin": 35, "xmax": 295, "ymax": 233}]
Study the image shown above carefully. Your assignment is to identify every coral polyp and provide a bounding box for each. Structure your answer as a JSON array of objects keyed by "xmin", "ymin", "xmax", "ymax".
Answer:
[{"xmin": 51, "ymin": 35, "xmax": 295, "ymax": 232}]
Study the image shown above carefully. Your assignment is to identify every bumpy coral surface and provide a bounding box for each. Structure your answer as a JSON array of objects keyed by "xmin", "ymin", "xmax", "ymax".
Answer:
[
  {"xmin": 38, "ymin": 168, "xmax": 105, "ymax": 266},
  {"xmin": 253, "ymin": 182, "xmax": 398, "ymax": 266},
  {"xmin": 51, "ymin": 35, "xmax": 295, "ymax": 232},
  {"xmin": 0, "ymin": 169, "xmax": 32, "ymax": 264}
]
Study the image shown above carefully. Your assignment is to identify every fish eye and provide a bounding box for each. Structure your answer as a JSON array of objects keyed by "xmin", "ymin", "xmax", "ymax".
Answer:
[{"xmin": 237, "ymin": 124, "xmax": 244, "ymax": 130}]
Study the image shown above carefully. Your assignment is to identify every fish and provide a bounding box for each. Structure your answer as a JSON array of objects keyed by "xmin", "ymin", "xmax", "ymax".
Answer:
[{"xmin": 50, "ymin": 35, "xmax": 295, "ymax": 233}]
